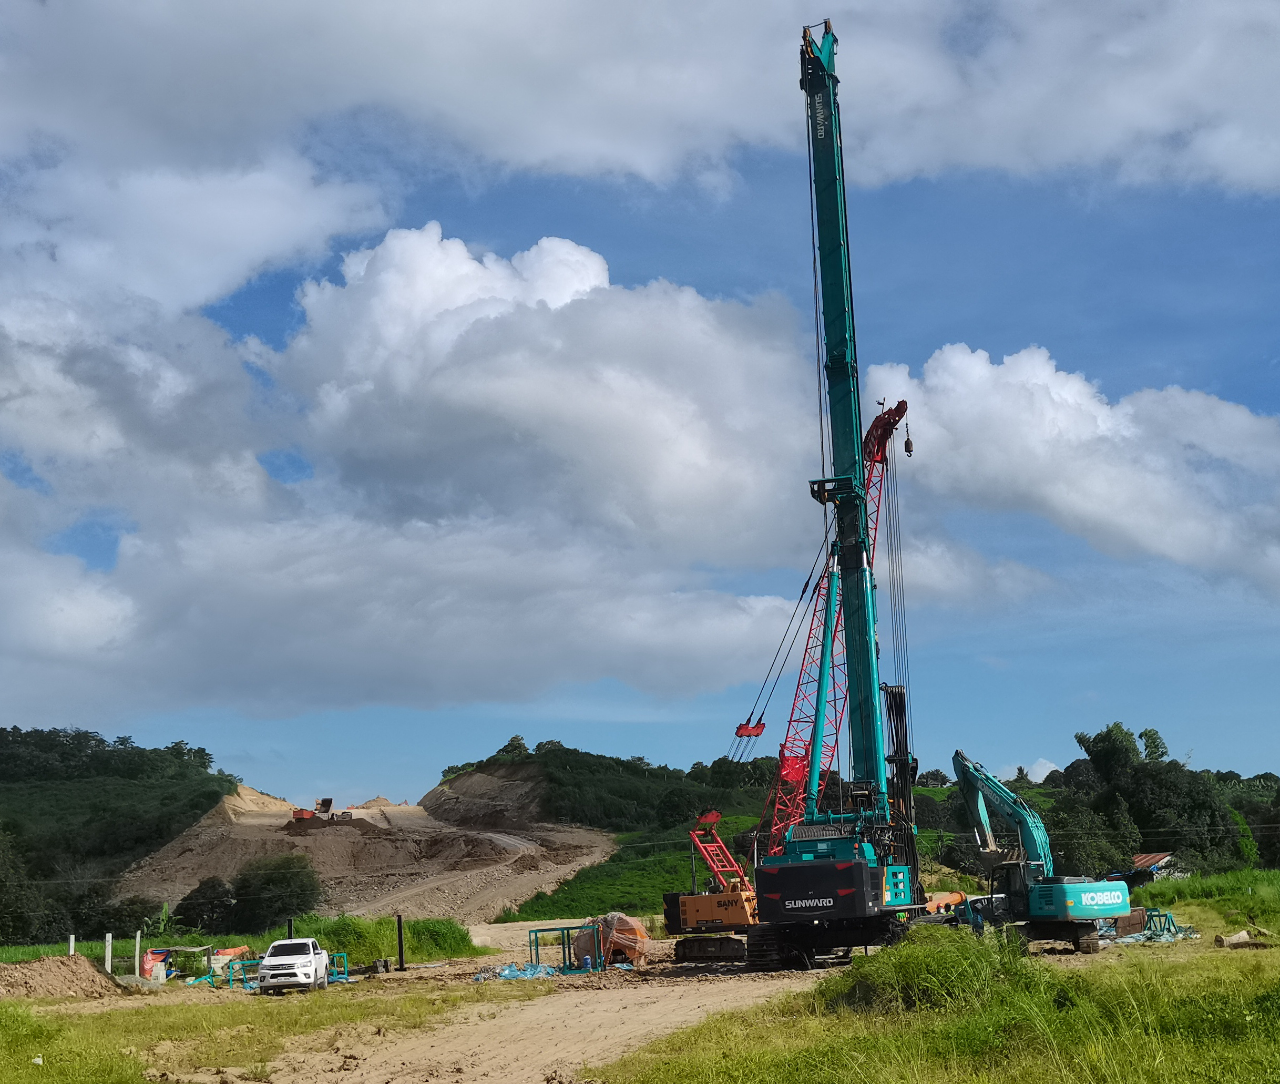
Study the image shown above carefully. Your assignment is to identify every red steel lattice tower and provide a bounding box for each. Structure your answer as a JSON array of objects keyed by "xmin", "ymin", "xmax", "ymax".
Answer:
[{"xmin": 761, "ymin": 562, "xmax": 848, "ymax": 855}]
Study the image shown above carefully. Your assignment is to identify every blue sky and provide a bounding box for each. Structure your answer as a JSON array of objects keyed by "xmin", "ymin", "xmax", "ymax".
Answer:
[
  {"xmin": 183, "ymin": 166, "xmax": 1280, "ymax": 800},
  {"xmin": 1, "ymin": 3, "xmax": 1279, "ymax": 807}
]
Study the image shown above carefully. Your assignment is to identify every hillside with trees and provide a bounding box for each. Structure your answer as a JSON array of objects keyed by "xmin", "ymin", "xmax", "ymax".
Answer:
[
  {"xmin": 441, "ymin": 735, "xmax": 777, "ymax": 830},
  {"xmin": 0, "ymin": 726, "xmax": 240, "ymax": 943},
  {"xmin": 448, "ymin": 724, "xmax": 1273, "ymax": 883},
  {"xmin": 918, "ymin": 722, "xmax": 1266, "ymax": 877}
]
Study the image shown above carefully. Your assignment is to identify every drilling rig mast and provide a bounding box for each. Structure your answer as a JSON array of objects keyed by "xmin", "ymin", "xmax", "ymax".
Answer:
[{"xmin": 747, "ymin": 22, "xmax": 920, "ymax": 968}]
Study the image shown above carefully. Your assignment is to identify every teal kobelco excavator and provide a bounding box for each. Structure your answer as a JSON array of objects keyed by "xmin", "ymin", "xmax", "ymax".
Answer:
[
  {"xmin": 951, "ymin": 750, "xmax": 1132, "ymax": 953},
  {"xmin": 747, "ymin": 21, "xmax": 922, "ymax": 968}
]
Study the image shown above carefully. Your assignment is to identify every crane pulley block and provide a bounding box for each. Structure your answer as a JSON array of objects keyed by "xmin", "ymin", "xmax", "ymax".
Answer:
[{"xmin": 808, "ymin": 475, "xmax": 864, "ymax": 505}]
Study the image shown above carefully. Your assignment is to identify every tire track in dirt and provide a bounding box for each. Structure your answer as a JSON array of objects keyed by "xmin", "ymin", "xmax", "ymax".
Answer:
[{"xmin": 270, "ymin": 971, "xmax": 815, "ymax": 1084}]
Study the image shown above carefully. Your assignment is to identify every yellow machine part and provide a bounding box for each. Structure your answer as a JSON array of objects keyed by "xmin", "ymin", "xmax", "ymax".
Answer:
[{"xmin": 678, "ymin": 888, "xmax": 759, "ymax": 930}]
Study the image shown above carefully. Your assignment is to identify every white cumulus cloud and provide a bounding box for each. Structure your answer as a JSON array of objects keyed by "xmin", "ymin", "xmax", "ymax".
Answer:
[
  {"xmin": 0, "ymin": 223, "xmax": 819, "ymax": 720},
  {"xmin": 868, "ymin": 344, "xmax": 1280, "ymax": 590},
  {"xmin": 1028, "ymin": 758, "xmax": 1059, "ymax": 783},
  {"xmin": 0, "ymin": 219, "xmax": 1277, "ymax": 724},
  {"xmin": 2, "ymin": 2, "xmax": 1278, "ymax": 191}
]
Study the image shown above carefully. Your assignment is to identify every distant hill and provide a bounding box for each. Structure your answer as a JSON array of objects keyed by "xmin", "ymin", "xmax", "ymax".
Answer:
[
  {"xmin": 422, "ymin": 736, "xmax": 776, "ymax": 833},
  {"xmin": 0, "ymin": 726, "xmax": 241, "ymax": 941},
  {"xmin": 427, "ymin": 737, "xmax": 781, "ymax": 923},
  {"xmin": 0, "ymin": 727, "xmax": 240, "ymax": 880}
]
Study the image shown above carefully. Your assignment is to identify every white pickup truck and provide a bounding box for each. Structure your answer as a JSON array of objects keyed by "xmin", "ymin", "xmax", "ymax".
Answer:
[{"xmin": 257, "ymin": 938, "xmax": 330, "ymax": 994}]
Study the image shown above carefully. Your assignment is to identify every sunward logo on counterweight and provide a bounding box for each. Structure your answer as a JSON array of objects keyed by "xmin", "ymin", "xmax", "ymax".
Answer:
[{"xmin": 785, "ymin": 898, "xmax": 834, "ymax": 909}]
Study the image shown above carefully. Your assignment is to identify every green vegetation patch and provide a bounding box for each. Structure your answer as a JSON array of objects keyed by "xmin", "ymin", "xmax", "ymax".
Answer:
[
  {"xmin": 0, "ymin": 728, "xmax": 239, "ymax": 880},
  {"xmin": 592, "ymin": 927, "xmax": 1280, "ymax": 1084},
  {"xmin": 0, "ymin": 915, "xmax": 487, "ymax": 971},
  {"xmin": 1135, "ymin": 868, "xmax": 1280, "ymax": 928},
  {"xmin": 916, "ymin": 722, "xmax": 1261, "ymax": 878},
  {"xmin": 301, "ymin": 915, "xmax": 485, "ymax": 967},
  {"xmin": 0, "ymin": 979, "xmax": 548, "ymax": 1083},
  {"xmin": 0, "ymin": 778, "xmax": 235, "ymax": 879},
  {"xmin": 499, "ymin": 816, "xmax": 760, "ymax": 922},
  {"xmin": 0, "ymin": 727, "xmax": 240, "ymax": 945}
]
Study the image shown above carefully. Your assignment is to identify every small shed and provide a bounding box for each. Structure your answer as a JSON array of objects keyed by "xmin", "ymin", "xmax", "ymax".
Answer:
[{"xmin": 1107, "ymin": 852, "xmax": 1175, "ymax": 891}]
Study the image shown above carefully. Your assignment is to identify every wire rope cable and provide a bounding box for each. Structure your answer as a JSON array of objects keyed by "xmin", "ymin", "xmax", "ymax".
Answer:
[
  {"xmin": 805, "ymin": 86, "xmax": 831, "ymax": 537},
  {"xmin": 884, "ymin": 433, "xmax": 913, "ymax": 750},
  {"xmin": 735, "ymin": 527, "xmax": 833, "ymax": 759}
]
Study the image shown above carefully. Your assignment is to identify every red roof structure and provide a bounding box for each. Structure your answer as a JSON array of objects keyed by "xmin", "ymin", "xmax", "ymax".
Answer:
[{"xmin": 1132, "ymin": 853, "xmax": 1173, "ymax": 869}]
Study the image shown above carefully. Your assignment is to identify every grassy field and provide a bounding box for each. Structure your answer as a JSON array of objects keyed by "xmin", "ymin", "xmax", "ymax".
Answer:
[
  {"xmin": 497, "ymin": 816, "xmax": 760, "ymax": 922},
  {"xmin": 0, "ymin": 914, "xmax": 489, "ymax": 971},
  {"xmin": 1134, "ymin": 868, "xmax": 1280, "ymax": 927},
  {"xmin": 0, "ymin": 978, "xmax": 551, "ymax": 1083},
  {"xmin": 590, "ymin": 925, "xmax": 1280, "ymax": 1084}
]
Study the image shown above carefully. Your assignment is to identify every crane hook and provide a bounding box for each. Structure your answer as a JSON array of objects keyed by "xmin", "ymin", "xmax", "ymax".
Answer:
[{"xmin": 904, "ymin": 422, "xmax": 914, "ymax": 458}]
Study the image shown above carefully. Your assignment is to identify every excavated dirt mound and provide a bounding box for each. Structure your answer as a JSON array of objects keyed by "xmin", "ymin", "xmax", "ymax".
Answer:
[
  {"xmin": 114, "ymin": 783, "xmax": 613, "ymax": 923},
  {"xmin": 0, "ymin": 955, "xmax": 120, "ymax": 1000},
  {"xmin": 203, "ymin": 785, "xmax": 295, "ymax": 826},
  {"xmin": 418, "ymin": 763, "xmax": 546, "ymax": 829}
]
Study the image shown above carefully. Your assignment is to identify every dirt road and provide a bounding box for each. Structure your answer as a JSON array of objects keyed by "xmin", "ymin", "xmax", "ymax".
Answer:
[{"xmin": 270, "ymin": 967, "xmax": 814, "ymax": 1084}]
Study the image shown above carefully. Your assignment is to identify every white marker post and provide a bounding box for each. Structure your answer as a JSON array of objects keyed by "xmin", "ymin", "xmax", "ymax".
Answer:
[
  {"xmin": 134, "ymin": 931, "xmax": 142, "ymax": 977},
  {"xmin": 104, "ymin": 933, "xmax": 113, "ymax": 975},
  {"xmin": 68, "ymin": 934, "xmax": 75, "ymax": 956}
]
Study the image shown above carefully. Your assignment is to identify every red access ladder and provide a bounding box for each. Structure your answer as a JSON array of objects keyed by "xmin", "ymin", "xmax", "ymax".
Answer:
[{"xmin": 690, "ymin": 811, "xmax": 751, "ymax": 891}]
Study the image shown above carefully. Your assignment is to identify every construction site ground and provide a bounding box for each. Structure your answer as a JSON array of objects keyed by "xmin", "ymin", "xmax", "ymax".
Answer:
[
  {"xmin": 14, "ymin": 934, "xmax": 814, "ymax": 1083},
  {"xmin": 116, "ymin": 786, "xmax": 614, "ymax": 922},
  {"xmin": 5, "ymin": 923, "xmax": 1223, "ymax": 1083}
]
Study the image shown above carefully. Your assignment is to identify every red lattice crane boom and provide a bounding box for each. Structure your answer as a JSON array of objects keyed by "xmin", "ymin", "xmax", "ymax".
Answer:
[{"xmin": 727, "ymin": 401, "xmax": 908, "ymax": 771}]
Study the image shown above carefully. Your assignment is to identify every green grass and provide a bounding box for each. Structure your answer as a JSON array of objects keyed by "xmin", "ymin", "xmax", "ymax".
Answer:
[
  {"xmin": 497, "ymin": 817, "xmax": 759, "ymax": 922},
  {"xmin": 0, "ymin": 915, "xmax": 487, "ymax": 971},
  {"xmin": 0, "ymin": 976, "xmax": 551, "ymax": 1083},
  {"xmin": 1135, "ymin": 868, "xmax": 1280, "ymax": 927},
  {"xmin": 591, "ymin": 925, "xmax": 1280, "ymax": 1084}
]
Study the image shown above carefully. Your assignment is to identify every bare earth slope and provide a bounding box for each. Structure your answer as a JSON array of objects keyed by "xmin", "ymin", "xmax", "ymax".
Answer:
[{"xmin": 116, "ymin": 777, "xmax": 612, "ymax": 923}]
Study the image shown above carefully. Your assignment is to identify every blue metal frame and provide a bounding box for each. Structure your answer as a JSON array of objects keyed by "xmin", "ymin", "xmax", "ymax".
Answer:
[
  {"xmin": 228, "ymin": 958, "xmax": 260, "ymax": 990},
  {"xmin": 527, "ymin": 924, "xmax": 604, "ymax": 974},
  {"xmin": 328, "ymin": 952, "xmax": 350, "ymax": 983}
]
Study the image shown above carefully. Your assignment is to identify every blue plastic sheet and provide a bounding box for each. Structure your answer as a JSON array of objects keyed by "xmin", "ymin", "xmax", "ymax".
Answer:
[
  {"xmin": 1112, "ymin": 927, "xmax": 1199, "ymax": 944},
  {"xmin": 473, "ymin": 963, "xmax": 559, "ymax": 982}
]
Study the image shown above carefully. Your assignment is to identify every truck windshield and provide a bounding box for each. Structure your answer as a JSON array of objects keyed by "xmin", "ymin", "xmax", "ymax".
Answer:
[{"xmin": 267, "ymin": 942, "xmax": 310, "ymax": 957}]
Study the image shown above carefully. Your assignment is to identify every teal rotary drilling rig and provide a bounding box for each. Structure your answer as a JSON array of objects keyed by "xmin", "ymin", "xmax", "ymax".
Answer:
[{"xmin": 747, "ymin": 21, "xmax": 920, "ymax": 968}]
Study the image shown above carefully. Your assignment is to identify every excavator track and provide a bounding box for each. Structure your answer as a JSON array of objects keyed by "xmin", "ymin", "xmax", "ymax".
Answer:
[{"xmin": 746, "ymin": 925, "xmax": 813, "ymax": 971}]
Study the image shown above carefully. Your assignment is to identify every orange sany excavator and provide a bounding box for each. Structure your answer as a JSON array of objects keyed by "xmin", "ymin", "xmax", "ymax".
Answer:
[{"xmin": 663, "ymin": 811, "xmax": 759, "ymax": 963}]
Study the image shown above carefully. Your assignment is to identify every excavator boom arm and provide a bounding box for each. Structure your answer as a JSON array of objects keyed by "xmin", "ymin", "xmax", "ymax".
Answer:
[{"xmin": 952, "ymin": 750, "xmax": 1054, "ymax": 877}]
